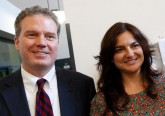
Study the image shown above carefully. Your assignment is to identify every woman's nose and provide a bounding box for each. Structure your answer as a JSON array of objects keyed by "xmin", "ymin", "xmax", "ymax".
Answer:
[{"xmin": 125, "ymin": 48, "xmax": 134, "ymax": 58}]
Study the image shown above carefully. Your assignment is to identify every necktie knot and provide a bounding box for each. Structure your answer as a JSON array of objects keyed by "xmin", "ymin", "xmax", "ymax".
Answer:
[{"xmin": 37, "ymin": 79, "xmax": 46, "ymax": 89}]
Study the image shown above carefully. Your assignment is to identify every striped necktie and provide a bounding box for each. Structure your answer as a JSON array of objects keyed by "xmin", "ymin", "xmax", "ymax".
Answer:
[{"xmin": 35, "ymin": 79, "xmax": 54, "ymax": 116}]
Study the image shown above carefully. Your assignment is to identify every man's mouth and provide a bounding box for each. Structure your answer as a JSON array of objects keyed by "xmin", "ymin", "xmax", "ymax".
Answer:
[{"xmin": 32, "ymin": 51, "xmax": 49, "ymax": 54}]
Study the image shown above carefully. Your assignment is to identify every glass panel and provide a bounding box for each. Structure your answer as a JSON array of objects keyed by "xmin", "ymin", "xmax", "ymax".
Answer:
[{"xmin": 0, "ymin": 40, "xmax": 21, "ymax": 78}]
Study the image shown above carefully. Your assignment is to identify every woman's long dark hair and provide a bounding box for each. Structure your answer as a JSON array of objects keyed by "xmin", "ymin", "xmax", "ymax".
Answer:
[{"xmin": 95, "ymin": 22, "xmax": 161, "ymax": 114}]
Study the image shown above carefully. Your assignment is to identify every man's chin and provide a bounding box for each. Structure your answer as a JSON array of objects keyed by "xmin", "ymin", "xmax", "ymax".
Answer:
[{"xmin": 32, "ymin": 63, "xmax": 53, "ymax": 69}]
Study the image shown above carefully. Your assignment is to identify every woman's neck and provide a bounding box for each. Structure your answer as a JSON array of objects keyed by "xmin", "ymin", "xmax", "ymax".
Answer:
[{"xmin": 122, "ymin": 71, "xmax": 146, "ymax": 95}]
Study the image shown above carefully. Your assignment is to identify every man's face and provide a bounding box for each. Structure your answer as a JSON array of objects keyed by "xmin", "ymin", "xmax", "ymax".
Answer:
[{"xmin": 15, "ymin": 14, "xmax": 59, "ymax": 74}]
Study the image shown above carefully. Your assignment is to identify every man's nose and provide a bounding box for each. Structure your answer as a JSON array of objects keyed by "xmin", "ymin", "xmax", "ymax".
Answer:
[{"xmin": 36, "ymin": 35, "xmax": 47, "ymax": 47}]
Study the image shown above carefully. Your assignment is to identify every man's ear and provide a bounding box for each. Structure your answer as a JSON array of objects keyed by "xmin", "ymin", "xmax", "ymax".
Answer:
[{"xmin": 14, "ymin": 36, "xmax": 19, "ymax": 51}]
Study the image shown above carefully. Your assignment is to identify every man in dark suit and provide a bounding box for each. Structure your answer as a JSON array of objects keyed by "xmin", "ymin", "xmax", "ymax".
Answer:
[{"xmin": 0, "ymin": 5, "xmax": 96, "ymax": 116}]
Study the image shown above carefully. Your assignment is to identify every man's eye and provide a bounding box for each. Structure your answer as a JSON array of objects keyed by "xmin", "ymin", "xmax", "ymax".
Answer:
[
  {"xmin": 46, "ymin": 35, "xmax": 56, "ymax": 41},
  {"xmin": 49, "ymin": 35, "xmax": 55, "ymax": 38},
  {"xmin": 27, "ymin": 34, "xmax": 35, "ymax": 38}
]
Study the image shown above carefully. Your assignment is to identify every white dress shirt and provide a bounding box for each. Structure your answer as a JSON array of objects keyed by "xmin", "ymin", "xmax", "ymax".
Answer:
[{"xmin": 21, "ymin": 65, "xmax": 61, "ymax": 116}]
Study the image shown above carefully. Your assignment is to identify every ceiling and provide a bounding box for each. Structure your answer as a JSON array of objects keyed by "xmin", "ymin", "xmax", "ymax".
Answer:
[{"xmin": 7, "ymin": 0, "xmax": 61, "ymax": 10}]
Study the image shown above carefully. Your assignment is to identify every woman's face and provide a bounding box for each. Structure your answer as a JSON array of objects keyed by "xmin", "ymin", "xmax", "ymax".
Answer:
[{"xmin": 113, "ymin": 31, "xmax": 144, "ymax": 74}]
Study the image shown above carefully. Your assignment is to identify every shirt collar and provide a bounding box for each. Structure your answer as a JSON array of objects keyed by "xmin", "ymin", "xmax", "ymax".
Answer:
[
  {"xmin": 42, "ymin": 65, "xmax": 56, "ymax": 89},
  {"xmin": 21, "ymin": 65, "xmax": 56, "ymax": 92}
]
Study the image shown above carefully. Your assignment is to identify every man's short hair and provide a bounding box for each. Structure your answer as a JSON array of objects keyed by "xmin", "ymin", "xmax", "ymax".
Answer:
[{"xmin": 14, "ymin": 5, "xmax": 60, "ymax": 37}]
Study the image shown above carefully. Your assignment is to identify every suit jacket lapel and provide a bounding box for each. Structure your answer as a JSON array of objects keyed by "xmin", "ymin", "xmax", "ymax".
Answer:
[
  {"xmin": 56, "ymin": 68, "xmax": 76, "ymax": 116},
  {"xmin": 1, "ymin": 69, "xmax": 30, "ymax": 116}
]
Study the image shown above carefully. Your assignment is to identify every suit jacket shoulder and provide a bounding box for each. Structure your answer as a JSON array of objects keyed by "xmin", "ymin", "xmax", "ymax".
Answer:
[
  {"xmin": 0, "ymin": 69, "xmax": 30, "ymax": 116},
  {"xmin": 0, "ymin": 69, "xmax": 22, "ymax": 91},
  {"xmin": 56, "ymin": 67, "xmax": 94, "ymax": 82},
  {"xmin": 56, "ymin": 68, "xmax": 96, "ymax": 116}
]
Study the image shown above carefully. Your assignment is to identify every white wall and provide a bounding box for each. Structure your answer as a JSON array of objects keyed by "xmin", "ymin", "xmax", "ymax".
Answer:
[
  {"xmin": 0, "ymin": 0, "xmax": 20, "ymax": 34},
  {"xmin": 63, "ymin": 0, "xmax": 165, "ymax": 84}
]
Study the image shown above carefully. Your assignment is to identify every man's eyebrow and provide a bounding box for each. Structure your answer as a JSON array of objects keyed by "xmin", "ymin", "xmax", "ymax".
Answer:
[
  {"xmin": 24, "ymin": 30, "xmax": 37, "ymax": 34},
  {"xmin": 47, "ymin": 32, "xmax": 56, "ymax": 35}
]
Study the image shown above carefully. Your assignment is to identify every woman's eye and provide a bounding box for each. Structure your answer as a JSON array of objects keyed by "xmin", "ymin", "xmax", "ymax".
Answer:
[
  {"xmin": 115, "ymin": 49, "xmax": 123, "ymax": 53},
  {"xmin": 132, "ymin": 44, "xmax": 140, "ymax": 48}
]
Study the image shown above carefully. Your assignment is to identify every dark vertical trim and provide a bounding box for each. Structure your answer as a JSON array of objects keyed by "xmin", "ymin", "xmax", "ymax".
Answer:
[{"xmin": 65, "ymin": 24, "xmax": 76, "ymax": 71}]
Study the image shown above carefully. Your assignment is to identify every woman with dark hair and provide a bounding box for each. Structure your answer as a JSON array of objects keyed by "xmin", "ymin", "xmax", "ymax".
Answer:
[{"xmin": 90, "ymin": 22, "xmax": 165, "ymax": 115}]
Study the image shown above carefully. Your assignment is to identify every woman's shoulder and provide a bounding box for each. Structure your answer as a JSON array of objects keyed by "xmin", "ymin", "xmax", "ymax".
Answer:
[
  {"xmin": 91, "ymin": 92, "xmax": 107, "ymax": 108},
  {"xmin": 153, "ymin": 74, "xmax": 165, "ymax": 84},
  {"xmin": 90, "ymin": 92, "xmax": 109, "ymax": 115},
  {"xmin": 92, "ymin": 92, "xmax": 105, "ymax": 102},
  {"xmin": 152, "ymin": 74, "xmax": 165, "ymax": 95}
]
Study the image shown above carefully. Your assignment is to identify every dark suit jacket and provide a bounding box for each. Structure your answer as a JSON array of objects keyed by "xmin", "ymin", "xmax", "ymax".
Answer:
[{"xmin": 0, "ymin": 68, "xmax": 96, "ymax": 116}]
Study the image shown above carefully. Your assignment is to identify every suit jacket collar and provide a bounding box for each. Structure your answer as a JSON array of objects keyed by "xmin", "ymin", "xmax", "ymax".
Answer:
[
  {"xmin": 1, "ymin": 69, "xmax": 31, "ymax": 116},
  {"xmin": 1, "ymin": 68, "xmax": 76, "ymax": 116},
  {"xmin": 56, "ymin": 68, "xmax": 76, "ymax": 116}
]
